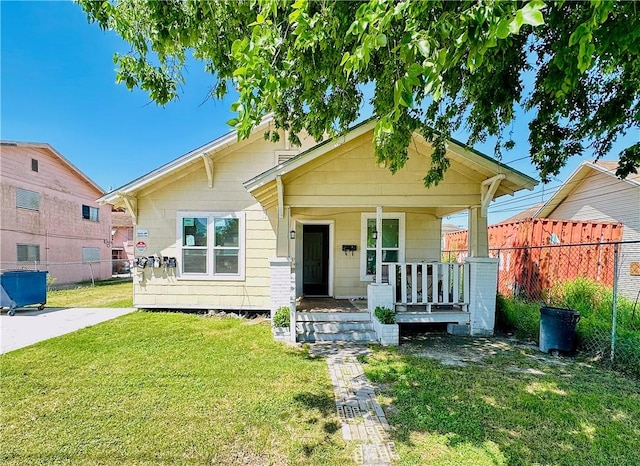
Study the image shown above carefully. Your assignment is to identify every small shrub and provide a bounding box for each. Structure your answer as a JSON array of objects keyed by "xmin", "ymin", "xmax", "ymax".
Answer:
[
  {"xmin": 273, "ymin": 306, "xmax": 290, "ymax": 328},
  {"xmin": 374, "ymin": 306, "xmax": 396, "ymax": 324}
]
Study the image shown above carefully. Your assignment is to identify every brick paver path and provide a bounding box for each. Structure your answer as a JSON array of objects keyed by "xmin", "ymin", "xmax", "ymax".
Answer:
[{"xmin": 310, "ymin": 343, "xmax": 398, "ymax": 465}]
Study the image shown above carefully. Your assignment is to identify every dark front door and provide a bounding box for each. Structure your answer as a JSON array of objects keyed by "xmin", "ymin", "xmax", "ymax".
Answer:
[{"xmin": 303, "ymin": 224, "xmax": 329, "ymax": 296}]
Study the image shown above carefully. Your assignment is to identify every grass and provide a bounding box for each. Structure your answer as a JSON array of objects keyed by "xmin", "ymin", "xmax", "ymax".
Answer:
[
  {"xmin": 363, "ymin": 336, "xmax": 640, "ymax": 466},
  {"xmin": 0, "ymin": 313, "xmax": 351, "ymax": 465},
  {"xmin": 47, "ymin": 278, "xmax": 133, "ymax": 308}
]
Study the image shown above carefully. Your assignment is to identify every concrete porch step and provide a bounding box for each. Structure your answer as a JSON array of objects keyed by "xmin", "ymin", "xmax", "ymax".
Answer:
[
  {"xmin": 298, "ymin": 329, "xmax": 378, "ymax": 343},
  {"xmin": 296, "ymin": 311, "xmax": 371, "ymax": 322},
  {"xmin": 297, "ymin": 321, "xmax": 374, "ymax": 333}
]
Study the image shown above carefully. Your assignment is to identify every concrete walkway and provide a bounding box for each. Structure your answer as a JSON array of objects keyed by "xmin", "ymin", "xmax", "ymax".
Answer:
[
  {"xmin": 0, "ymin": 307, "xmax": 136, "ymax": 354},
  {"xmin": 310, "ymin": 343, "xmax": 398, "ymax": 465}
]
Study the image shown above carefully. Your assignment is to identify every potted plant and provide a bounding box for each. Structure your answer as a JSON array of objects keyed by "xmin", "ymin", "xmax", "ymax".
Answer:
[
  {"xmin": 272, "ymin": 306, "xmax": 291, "ymax": 340},
  {"xmin": 373, "ymin": 306, "xmax": 399, "ymax": 346}
]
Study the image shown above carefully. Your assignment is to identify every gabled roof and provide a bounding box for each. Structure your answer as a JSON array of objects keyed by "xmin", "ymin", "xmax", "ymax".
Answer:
[
  {"xmin": 1, "ymin": 140, "xmax": 104, "ymax": 194},
  {"xmin": 534, "ymin": 160, "xmax": 639, "ymax": 218},
  {"xmin": 98, "ymin": 115, "xmax": 276, "ymax": 204},
  {"xmin": 243, "ymin": 117, "xmax": 537, "ymax": 196}
]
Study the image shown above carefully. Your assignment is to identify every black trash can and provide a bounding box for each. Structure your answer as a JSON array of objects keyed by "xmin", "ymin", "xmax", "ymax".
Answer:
[{"xmin": 539, "ymin": 306, "xmax": 580, "ymax": 354}]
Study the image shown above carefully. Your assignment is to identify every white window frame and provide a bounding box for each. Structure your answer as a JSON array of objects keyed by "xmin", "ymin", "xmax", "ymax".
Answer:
[
  {"xmin": 176, "ymin": 211, "xmax": 245, "ymax": 281},
  {"xmin": 360, "ymin": 212, "xmax": 405, "ymax": 281}
]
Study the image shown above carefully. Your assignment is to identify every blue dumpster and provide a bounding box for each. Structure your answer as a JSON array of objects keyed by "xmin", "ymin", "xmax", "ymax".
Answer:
[
  {"xmin": 0, "ymin": 270, "xmax": 47, "ymax": 316},
  {"xmin": 539, "ymin": 306, "xmax": 580, "ymax": 354}
]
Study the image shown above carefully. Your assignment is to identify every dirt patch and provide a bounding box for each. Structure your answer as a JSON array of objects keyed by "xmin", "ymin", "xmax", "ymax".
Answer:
[{"xmin": 400, "ymin": 334, "xmax": 569, "ymax": 370}]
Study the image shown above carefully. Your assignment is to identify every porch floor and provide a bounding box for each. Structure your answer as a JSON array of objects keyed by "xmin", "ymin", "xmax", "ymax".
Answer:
[{"xmin": 296, "ymin": 298, "xmax": 368, "ymax": 313}]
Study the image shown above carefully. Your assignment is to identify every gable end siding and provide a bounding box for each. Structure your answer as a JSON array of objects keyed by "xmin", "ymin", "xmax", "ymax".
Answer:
[{"xmin": 548, "ymin": 170, "xmax": 640, "ymax": 300}]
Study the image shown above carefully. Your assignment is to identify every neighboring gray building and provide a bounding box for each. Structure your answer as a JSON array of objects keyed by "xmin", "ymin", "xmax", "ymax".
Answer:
[{"xmin": 535, "ymin": 160, "xmax": 640, "ymax": 301}]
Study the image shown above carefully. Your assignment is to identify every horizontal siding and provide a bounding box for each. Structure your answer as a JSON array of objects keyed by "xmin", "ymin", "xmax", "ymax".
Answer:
[
  {"xmin": 548, "ymin": 170, "xmax": 640, "ymax": 300},
  {"xmin": 283, "ymin": 135, "xmax": 482, "ymax": 208},
  {"xmin": 132, "ymin": 139, "xmax": 279, "ymax": 310},
  {"xmin": 292, "ymin": 208, "xmax": 441, "ymax": 298}
]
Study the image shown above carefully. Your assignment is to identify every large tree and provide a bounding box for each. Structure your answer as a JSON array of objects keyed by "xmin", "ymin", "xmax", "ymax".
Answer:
[{"xmin": 78, "ymin": 0, "xmax": 639, "ymax": 185}]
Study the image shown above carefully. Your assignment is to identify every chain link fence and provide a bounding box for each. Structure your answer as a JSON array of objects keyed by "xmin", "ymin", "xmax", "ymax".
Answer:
[
  {"xmin": 445, "ymin": 241, "xmax": 640, "ymax": 377},
  {"xmin": 1, "ymin": 259, "xmax": 132, "ymax": 289}
]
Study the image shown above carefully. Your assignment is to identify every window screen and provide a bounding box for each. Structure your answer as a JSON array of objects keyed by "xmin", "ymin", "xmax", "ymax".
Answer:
[
  {"xmin": 17, "ymin": 244, "xmax": 40, "ymax": 262},
  {"xmin": 16, "ymin": 188, "xmax": 40, "ymax": 211}
]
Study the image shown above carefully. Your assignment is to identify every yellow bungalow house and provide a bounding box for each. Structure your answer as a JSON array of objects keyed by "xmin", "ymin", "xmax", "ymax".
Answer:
[{"xmin": 99, "ymin": 117, "xmax": 536, "ymax": 343}]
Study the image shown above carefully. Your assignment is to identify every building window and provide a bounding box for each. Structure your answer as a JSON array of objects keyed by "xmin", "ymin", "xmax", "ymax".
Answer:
[
  {"xmin": 17, "ymin": 244, "xmax": 40, "ymax": 262},
  {"xmin": 360, "ymin": 213, "xmax": 405, "ymax": 280},
  {"xmin": 177, "ymin": 212, "xmax": 245, "ymax": 280},
  {"xmin": 16, "ymin": 188, "xmax": 40, "ymax": 211},
  {"xmin": 82, "ymin": 247, "xmax": 101, "ymax": 263},
  {"xmin": 31, "ymin": 158, "xmax": 39, "ymax": 172},
  {"xmin": 82, "ymin": 205, "xmax": 99, "ymax": 222}
]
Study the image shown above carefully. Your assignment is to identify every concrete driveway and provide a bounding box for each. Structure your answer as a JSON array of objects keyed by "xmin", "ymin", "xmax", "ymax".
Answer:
[{"xmin": 0, "ymin": 307, "xmax": 135, "ymax": 354}]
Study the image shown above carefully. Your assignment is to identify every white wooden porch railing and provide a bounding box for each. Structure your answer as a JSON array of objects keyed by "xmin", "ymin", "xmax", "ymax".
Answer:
[{"xmin": 382, "ymin": 262, "xmax": 470, "ymax": 312}]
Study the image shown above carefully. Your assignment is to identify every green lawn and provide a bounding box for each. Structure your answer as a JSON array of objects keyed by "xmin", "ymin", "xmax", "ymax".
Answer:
[
  {"xmin": 47, "ymin": 279, "xmax": 133, "ymax": 308},
  {"xmin": 3, "ymin": 308, "xmax": 638, "ymax": 465},
  {"xmin": 363, "ymin": 336, "xmax": 640, "ymax": 466},
  {"xmin": 1, "ymin": 312, "xmax": 351, "ymax": 465}
]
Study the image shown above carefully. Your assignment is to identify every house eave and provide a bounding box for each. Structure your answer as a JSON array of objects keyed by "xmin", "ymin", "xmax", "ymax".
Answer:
[
  {"xmin": 98, "ymin": 115, "xmax": 275, "ymax": 205},
  {"xmin": 533, "ymin": 160, "xmax": 636, "ymax": 218},
  {"xmin": 2, "ymin": 140, "xmax": 105, "ymax": 195},
  {"xmin": 244, "ymin": 118, "xmax": 377, "ymax": 193}
]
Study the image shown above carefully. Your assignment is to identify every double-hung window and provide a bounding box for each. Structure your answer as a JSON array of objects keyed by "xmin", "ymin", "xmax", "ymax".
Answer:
[
  {"xmin": 177, "ymin": 212, "xmax": 245, "ymax": 280},
  {"xmin": 360, "ymin": 213, "xmax": 405, "ymax": 280}
]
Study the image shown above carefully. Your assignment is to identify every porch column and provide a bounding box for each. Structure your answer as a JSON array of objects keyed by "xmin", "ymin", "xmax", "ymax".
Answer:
[
  {"xmin": 467, "ymin": 257, "xmax": 499, "ymax": 336},
  {"xmin": 276, "ymin": 206, "xmax": 291, "ymax": 258},
  {"xmin": 376, "ymin": 205, "xmax": 383, "ymax": 283},
  {"xmin": 468, "ymin": 206, "xmax": 489, "ymax": 257}
]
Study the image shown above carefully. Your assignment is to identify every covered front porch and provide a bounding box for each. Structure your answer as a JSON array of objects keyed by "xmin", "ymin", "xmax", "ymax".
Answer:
[{"xmin": 244, "ymin": 119, "xmax": 536, "ymax": 343}]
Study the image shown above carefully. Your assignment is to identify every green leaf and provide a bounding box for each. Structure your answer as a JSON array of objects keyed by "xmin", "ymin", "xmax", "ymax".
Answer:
[
  {"xmin": 496, "ymin": 19, "xmax": 511, "ymax": 39},
  {"xmin": 417, "ymin": 39, "xmax": 430, "ymax": 57},
  {"xmin": 578, "ymin": 41, "xmax": 595, "ymax": 72},
  {"xmin": 340, "ymin": 52, "xmax": 351, "ymax": 66},
  {"xmin": 375, "ymin": 34, "xmax": 387, "ymax": 47},
  {"xmin": 407, "ymin": 63, "xmax": 423, "ymax": 78},
  {"xmin": 288, "ymin": 9, "xmax": 301, "ymax": 23},
  {"xmin": 519, "ymin": 1, "xmax": 546, "ymax": 27},
  {"xmin": 568, "ymin": 23, "xmax": 588, "ymax": 47},
  {"xmin": 226, "ymin": 118, "xmax": 239, "ymax": 127}
]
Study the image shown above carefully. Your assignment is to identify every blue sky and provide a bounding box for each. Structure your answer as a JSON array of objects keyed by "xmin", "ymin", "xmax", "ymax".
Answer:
[{"xmin": 1, "ymin": 1, "xmax": 633, "ymax": 226}]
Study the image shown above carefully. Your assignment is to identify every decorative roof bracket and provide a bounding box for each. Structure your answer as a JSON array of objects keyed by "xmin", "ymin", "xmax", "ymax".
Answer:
[
  {"xmin": 119, "ymin": 193, "xmax": 138, "ymax": 226},
  {"xmin": 201, "ymin": 154, "xmax": 214, "ymax": 188},
  {"xmin": 480, "ymin": 174, "xmax": 506, "ymax": 217},
  {"xmin": 276, "ymin": 175, "xmax": 284, "ymax": 219}
]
